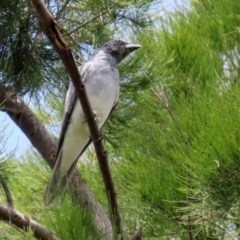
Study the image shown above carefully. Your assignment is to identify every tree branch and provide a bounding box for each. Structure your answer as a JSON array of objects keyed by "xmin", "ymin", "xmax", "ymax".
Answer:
[
  {"xmin": 0, "ymin": 179, "xmax": 14, "ymax": 208},
  {"xmin": 0, "ymin": 204, "xmax": 59, "ymax": 240},
  {"xmin": 30, "ymin": 0, "xmax": 122, "ymax": 238},
  {"xmin": 0, "ymin": 85, "xmax": 57, "ymax": 168},
  {"xmin": 0, "ymin": 84, "xmax": 112, "ymax": 239},
  {"xmin": 130, "ymin": 227, "xmax": 143, "ymax": 240}
]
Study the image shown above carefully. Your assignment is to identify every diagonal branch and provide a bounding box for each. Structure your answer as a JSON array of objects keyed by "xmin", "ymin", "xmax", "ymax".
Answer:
[
  {"xmin": 0, "ymin": 178, "xmax": 14, "ymax": 208},
  {"xmin": 0, "ymin": 84, "xmax": 57, "ymax": 168},
  {"xmin": 0, "ymin": 204, "xmax": 59, "ymax": 240},
  {"xmin": 0, "ymin": 84, "xmax": 112, "ymax": 239},
  {"xmin": 30, "ymin": 0, "xmax": 123, "ymax": 238}
]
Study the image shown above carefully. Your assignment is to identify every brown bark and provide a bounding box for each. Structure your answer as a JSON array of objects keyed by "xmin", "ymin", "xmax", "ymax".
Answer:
[
  {"xmin": 0, "ymin": 204, "xmax": 59, "ymax": 240},
  {"xmin": 0, "ymin": 84, "xmax": 112, "ymax": 239},
  {"xmin": 0, "ymin": 85, "xmax": 57, "ymax": 168}
]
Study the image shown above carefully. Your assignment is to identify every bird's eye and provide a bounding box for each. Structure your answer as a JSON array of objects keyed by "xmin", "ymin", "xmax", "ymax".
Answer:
[{"xmin": 111, "ymin": 50, "xmax": 119, "ymax": 57}]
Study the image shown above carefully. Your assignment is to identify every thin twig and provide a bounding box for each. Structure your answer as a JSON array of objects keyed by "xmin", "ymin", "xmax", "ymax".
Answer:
[
  {"xmin": 158, "ymin": 89, "xmax": 189, "ymax": 145},
  {"xmin": 55, "ymin": 0, "xmax": 71, "ymax": 19},
  {"xmin": 150, "ymin": 80, "xmax": 195, "ymax": 238},
  {"xmin": 158, "ymin": 89, "xmax": 195, "ymax": 239},
  {"xmin": 64, "ymin": 9, "xmax": 111, "ymax": 36}
]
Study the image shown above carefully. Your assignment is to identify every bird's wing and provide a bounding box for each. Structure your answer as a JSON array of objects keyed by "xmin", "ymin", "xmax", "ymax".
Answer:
[
  {"xmin": 56, "ymin": 63, "xmax": 92, "ymax": 159},
  {"xmin": 56, "ymin": 84, "xmax": 77, "ymax": 158}
]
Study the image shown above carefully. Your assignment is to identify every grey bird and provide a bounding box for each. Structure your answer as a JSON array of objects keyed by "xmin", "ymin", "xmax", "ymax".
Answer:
[{"xmin": 44, "ymin": 40, "xmax": 141, "ymax": 204}]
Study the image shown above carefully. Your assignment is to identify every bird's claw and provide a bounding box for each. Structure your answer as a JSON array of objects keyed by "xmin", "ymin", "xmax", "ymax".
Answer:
[
  {"xmin": 93, "ymin": 111, "xmax": 100, "ymax": 122},
  {"xmin": 82, "ymin": 111, "xmax": 100, "ymax": 124}
]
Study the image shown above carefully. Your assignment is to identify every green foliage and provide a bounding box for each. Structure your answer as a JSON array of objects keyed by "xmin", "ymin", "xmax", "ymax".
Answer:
[
  {"xmin": 0, "ymin": 0, "xmax": 154, "ymax": 238},
  {"xmin": 0, "ymin": 0, "xmax": 47, "ymax": 95},
  {"xmin": 3, "ymin": 0, "xmax": 240, "ymax": 239},
  {"xmin": 0, "ymin": 154, "xmax": 100, "ymax": 239},
  {"xmin": 103, "ymin": 0, "xmax": 240, "ymax": 238},
  {"xmin": 0, "ymin": 0, "xmax": 153, "ymax": 97},
  {"xmin": 45, "ymin": 199, "xmax": 100, "ymax": 240}
]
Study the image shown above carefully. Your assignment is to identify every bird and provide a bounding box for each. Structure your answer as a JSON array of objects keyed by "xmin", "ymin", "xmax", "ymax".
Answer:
[{"xmin": 44, "ymin": 40, "xmax": 141, "ymax": 204}]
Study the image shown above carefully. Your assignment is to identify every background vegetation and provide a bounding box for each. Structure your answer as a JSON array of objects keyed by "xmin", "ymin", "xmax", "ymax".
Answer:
[{"xmin": 1, "ymin": 0, "xmax": 240, "ymax": 239}]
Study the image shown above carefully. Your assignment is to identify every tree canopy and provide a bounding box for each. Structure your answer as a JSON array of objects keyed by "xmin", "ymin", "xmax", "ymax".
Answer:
[{"xmin": 1, "ymin": 0, "xmax": 240, "ymax": 239}]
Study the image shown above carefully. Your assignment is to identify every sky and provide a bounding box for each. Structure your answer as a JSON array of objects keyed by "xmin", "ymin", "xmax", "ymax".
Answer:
[
  {"xmin": 0, "ymin": 0, "xmax": 191, "ymax": 160},
  {"xmin": 0, "ymin": 113, "xmax": 31, "ymax": 159}
]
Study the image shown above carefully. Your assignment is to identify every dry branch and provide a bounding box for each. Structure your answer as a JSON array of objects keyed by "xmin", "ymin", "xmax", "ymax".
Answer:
[{"xmin": 0, "ymin": 205, "xmax": 59, "ymax": 240}]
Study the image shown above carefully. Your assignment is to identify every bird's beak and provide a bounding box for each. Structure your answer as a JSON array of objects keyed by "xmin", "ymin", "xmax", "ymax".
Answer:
[{"xmin": 125, "ymin": 43, "xmax": 142, "ymax": 52}]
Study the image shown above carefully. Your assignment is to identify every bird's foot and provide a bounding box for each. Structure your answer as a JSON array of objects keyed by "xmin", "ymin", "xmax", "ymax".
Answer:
[
  {"xmin": 93, "ymin": 111, "xmax": 100, "ymax": 122},
  {"xmin": 82, "ymin": 111, "xmax": 100, "ymax": 124}
]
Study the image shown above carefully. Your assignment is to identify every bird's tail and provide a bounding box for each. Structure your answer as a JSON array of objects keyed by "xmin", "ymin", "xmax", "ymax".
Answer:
[{"xmin": 44, "ymin": 153, "xmax": 78, "ymax": 205}]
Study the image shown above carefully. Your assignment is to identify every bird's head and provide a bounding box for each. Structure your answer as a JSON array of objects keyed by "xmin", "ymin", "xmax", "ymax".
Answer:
[{"xmin": 101, "ymin": 40, "xmax": 141, "ymax": 64}]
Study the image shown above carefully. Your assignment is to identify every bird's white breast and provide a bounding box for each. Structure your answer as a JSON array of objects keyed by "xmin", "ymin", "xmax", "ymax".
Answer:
[{"xmin": 59, "ymin": 57, "xmax": 120, "ymax": 173}]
